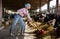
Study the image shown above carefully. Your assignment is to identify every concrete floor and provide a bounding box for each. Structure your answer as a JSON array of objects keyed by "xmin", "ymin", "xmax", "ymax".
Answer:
[{"xmin": 0, "ymin": 23, "xmax": 60, "ymax": 39}]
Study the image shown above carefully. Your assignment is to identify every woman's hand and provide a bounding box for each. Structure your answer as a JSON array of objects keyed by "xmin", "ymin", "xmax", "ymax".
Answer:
[{"xmin": 27, "ymin": 18, "xmax": 32, "ymax": 22}]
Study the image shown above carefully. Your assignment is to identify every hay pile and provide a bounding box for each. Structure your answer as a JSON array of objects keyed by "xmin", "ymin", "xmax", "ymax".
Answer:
[{"xmin": 27, "ymin": 21, "xmax": 55, "ymax": 36}]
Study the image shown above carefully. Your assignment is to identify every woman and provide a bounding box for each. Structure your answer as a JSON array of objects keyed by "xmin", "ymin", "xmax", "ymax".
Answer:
[{"xmin": 9, "ymin": 3, "xmax": 32, "ymax": 36}]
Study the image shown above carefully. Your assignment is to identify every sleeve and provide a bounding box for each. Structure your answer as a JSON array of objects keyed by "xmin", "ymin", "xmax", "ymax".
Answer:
[{"xmin": 26, "ymin": 11, "xmax": 32, "ymax": 20}]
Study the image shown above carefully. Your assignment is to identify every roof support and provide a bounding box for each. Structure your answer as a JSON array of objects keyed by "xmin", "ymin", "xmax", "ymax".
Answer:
[
  {"xmin": 47, "ymin": 0, "xmax": 50, "ymax": 13},
  {"xmin": 39, "ymin": 0, "xmax": 41, "ymax": 12},
  {"xmin": 0, "ymin": 0, "xmax": 2, "ymax": 26},
  {"xmin": 56, "ymin": 0, "xmax": 59, "ymax": 16}
]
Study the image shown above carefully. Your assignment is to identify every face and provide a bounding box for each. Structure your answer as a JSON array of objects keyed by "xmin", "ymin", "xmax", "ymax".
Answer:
[{"xmin": 26, "ymin": 6, "xmax": 31, "ymax": 9}]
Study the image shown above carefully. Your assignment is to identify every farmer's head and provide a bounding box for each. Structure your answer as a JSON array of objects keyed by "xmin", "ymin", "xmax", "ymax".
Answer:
[{"xmin": 25, "ymin": 3, "xmax": 31, "ymax": 9}]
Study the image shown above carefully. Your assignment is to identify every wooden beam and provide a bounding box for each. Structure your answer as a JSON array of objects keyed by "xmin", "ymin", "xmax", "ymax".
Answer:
[
  {"xmin": 0, "ymin": 0, "xmax": 2, "ymax": 26},
  {"xmin": 56, "ymin": 0, "xmax": 59, "ymax": 16},
  {"xmin": 39, "ymin": 0, "xmax": 41, "ymax": 12},
  {"xmin": 47, "ymin": 0, "xmax": 50, "ymax": 13}
]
